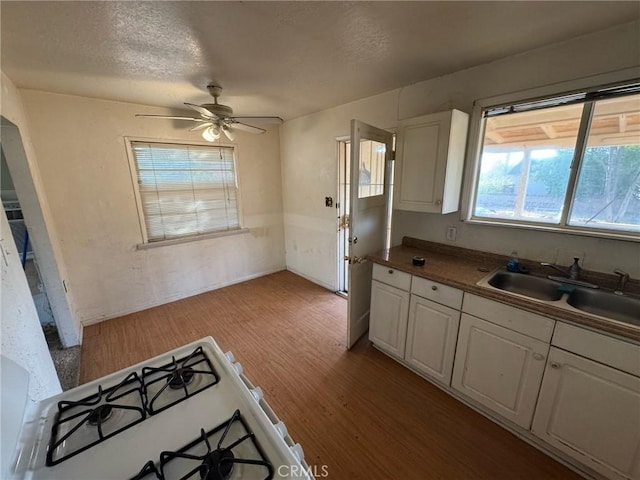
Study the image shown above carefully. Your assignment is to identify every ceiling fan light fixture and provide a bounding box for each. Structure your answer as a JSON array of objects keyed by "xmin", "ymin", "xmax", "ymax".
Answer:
[
  {"xmin": 136, "ymin": 85, "xmax": 281, "ymax": 138},
  {"xmin": 202, "ymin": 125, "xmax": 220, "ymax": 142}
]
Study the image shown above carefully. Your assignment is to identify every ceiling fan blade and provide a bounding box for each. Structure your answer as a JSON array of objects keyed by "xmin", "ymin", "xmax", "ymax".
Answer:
[
  {"xmin": 189, "ymin": 122, "xmax": 213, "ymax": 132},
  {"xmin": 232, "ymin": 116, "xmax": 283, "ymax": 125},
  {"xmin": 135, "ymin": 114, "xmax": 205, "ymax": 122},
  {"xmin": 184, "ymin": 103, "xmax": 217, "ymax": 119},
  {"xmin": 230, "ymin": 122, "xmax": 266, "ymax": 134}
]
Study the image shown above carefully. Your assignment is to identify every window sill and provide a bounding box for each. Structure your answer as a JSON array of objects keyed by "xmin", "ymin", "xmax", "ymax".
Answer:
[
  {"xmin": 136, "ymin": 228, "xmax": 250, "ymax": 250},
  {"xmin": 465, "ymin": 218, "xmax": 640, "ymax": 243}
]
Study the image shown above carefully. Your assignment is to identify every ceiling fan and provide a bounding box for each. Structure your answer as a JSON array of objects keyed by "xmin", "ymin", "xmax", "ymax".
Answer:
[{"xmin": 135, "ymin": 84, "xmax": 283, "ymax": 142}]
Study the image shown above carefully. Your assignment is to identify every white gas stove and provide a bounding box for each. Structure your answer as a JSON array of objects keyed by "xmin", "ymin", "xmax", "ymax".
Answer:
[{"xmin": 1, "ymin": 337, "xmax": 312, "ymax": 479}]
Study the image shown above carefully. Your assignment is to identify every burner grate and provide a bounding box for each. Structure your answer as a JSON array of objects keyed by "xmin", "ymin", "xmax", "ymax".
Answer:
[
  {"xmin": 46, "ymin": 372, "xmax": 146, "ymax": 466},
  {"xmin": 159, "ymin": 409, "xmax": 274, "ymax": 480},
  {"xmin": 142, "ymin": 346, "xmax": 220, "ymax": 415},
  {"xmin": 130, "ymin": 460, "xmax": 164, "ymax": 480}
]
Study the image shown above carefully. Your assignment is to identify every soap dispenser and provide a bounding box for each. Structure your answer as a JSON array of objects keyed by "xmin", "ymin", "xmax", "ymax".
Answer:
[
  {"xmin": 568, "ymin": 257, "xmax": 581, "ymax": 280},
  {"xmin": 507, "ymin": 251, "xmax": 519, "ymax": 272}
]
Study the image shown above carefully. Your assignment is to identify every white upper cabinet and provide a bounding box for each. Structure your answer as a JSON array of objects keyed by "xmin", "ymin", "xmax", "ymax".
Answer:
[{"xmin": 394, "ymin": 109, "xmax": 469, "ymax": 214}]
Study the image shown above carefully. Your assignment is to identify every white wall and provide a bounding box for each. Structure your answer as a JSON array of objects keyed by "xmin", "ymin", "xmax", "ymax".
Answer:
[
  {"xmin": 0, "ymin": 78, "xmax": 63, "ymax": 400},
  {"xmin": 1, "ymin": 72, "xmax": 63, "ymax": 400},
  {"xmin": 281, "ymin": 21, "xmax": 640, "ymax": 289},
  {"xmin": 19, "ymin": 90, "xmax": 286, "ymax": 325},
  {"xmin": 1, "ymin": 70, "xmax": 79, "ymax": 353},
  {"xmin": 1, "ymin": 207, "xmax": 61, "ymax": 401}
]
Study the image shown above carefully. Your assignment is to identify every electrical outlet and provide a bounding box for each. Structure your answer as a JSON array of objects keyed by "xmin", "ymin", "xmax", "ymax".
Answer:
[
  {"xmin": 446, "ymin": 226, "xmax": 457, "ymax": 242},
  {"xmin": 325, "ymin": 196, "xmax": 333, "ymax": 207},
  {"xmin": 555, "ymin": 248, "xmax": 585, "ymax": 267}
]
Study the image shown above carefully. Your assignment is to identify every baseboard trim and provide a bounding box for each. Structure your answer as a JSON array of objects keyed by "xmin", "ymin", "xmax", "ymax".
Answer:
[
  {"xmin": 80, "ymin": 267, "xmax": 286, "ymax": 327},
  {"xmin": 285, "ymin": 267, "xmax": 335, "ymax": 291}
]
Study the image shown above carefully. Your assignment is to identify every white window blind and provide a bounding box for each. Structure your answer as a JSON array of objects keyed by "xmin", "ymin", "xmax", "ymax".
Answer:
[{"xmin": 131, "ymin": 142, "xmax": 240, "ymax": 242}]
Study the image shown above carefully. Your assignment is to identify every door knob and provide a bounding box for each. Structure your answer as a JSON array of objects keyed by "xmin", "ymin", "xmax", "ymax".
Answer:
[
  {"xmin": 532, "ymin": 353, "xmax": 545, "ymax": 361},
  {"xmin": 550, "ymin": 362, "xmax": 561, "ymax": 369}
]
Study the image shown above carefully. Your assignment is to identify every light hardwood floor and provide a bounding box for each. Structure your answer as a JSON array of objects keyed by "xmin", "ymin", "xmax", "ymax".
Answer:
[{"xmin": 81, "ymin": 270, "xmax": 578, "ymax": 479}]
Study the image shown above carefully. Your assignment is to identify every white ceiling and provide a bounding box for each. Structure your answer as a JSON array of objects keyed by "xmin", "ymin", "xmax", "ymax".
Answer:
[{"xmin": 2, "ymin": 1, "xmax": 639, "ymax": 120}]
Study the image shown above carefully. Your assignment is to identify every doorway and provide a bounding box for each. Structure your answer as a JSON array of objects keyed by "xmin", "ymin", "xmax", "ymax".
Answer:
[
  {"xmin": 337, "ymin": 139, "xmax": 350, "ymax": 296},
  {"xmin": 337, "ymin": 135, "xmax": 396, "ymax": 297},
  {"xmin": 1, "ymin": 150, "xmax": 56, "ymax": 328},
  {"xmin": 1, "ymin": 117, "xmax": 79, "ymax": 348}
]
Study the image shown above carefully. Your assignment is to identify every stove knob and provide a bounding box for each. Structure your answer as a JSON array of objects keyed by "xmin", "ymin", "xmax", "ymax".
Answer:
[
  {"xmin": 232, "ymin": 362, "xmax": 243, "ymax": 375},
  {"xmin": 274, "ymin": 421, "xmax": 288, "ymax": 439},
  {"xmin": 291, "ymin": 443, "xmax": 305, "ymax": 462},
  {"xmin": 224, "ymin": 351, "xmax": 236, "ymax": 363},
  {"xmin": 250, "ymin": 387, "xmax": 264, "ymax": 402}
]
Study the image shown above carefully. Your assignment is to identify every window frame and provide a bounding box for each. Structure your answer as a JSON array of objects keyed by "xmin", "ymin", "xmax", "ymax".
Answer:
[
  {"xmin": 124, "ymin": 137, "xmax": 247, "ymax": 247},
  {"xmin": 461, "ymin": 68, "xmax": 640, "ymax": 242}
]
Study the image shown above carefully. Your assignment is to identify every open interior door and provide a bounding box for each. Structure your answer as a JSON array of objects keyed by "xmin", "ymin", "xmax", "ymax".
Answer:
[{"xmin": 346, "ymin": 120, "xmax": 394, "ymax": 349}]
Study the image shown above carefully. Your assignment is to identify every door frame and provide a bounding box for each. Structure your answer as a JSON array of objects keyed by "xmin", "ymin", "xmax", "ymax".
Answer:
[
  {"xmin": 336, "ymin": 136, "xmax": 350, "ymax": 296},
  {"xmin": 1, "ymin": 118, "xmax": 80, "ymax": 346}
]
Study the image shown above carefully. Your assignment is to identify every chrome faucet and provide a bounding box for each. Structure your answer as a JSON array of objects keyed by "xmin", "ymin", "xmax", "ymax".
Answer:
[
  {"xmin": 613, "ymin": 269, "xmax": 630, "ymax": 295},
  {"xmin": 540, "ymin": 257, "xmax": 582, "ymax": 281}
]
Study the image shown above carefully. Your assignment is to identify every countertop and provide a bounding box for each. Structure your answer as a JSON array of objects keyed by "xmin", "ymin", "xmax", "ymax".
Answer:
[{"xmin": 368, "ymin": 238, "xmax": 640, "ymax": 342}]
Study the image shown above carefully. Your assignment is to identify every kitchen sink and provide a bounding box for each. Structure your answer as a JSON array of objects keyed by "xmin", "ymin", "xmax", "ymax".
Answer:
[
  {"xmin": 478, "ymin": 268, "xmax": 640, "ymax": 329},
  {"xmin": 486, "ymin": 271, "xmax": 564, "ymax": 301},
  {"xmin": 566, "ymin": 288, "xmax": 640, "ymax": 326}
]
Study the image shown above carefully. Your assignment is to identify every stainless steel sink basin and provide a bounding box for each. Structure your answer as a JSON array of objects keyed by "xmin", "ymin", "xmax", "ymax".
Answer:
[
  {"xmin": 567, "ymin": 288, "xmax": 640, "ymax": 326},
  {"xmin": 478, "ymin": 268, "xmax": 640, "ymax": 329},
  {"xmin": 486, "ymin": 271, "xmax": 564, "ymax": 301}
]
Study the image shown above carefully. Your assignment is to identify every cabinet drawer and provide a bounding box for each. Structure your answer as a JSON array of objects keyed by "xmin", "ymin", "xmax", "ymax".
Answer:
[
  {"xmin": 462, "ymin": 293, "xmax": 555, "ymax": 343},
  {"xmin": 553, "ymin": 322, "xmax": 640, "ymax": 377},
  {"xmin": 372, "ymin": 263, "xmax": 412, "ymax": 291},
  {"xmin": 411, "ymin": 276, "xmax": 463, "ymax": 310}
]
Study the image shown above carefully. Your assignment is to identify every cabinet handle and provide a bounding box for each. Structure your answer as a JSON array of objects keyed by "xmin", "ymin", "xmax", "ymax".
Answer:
[
  {"xmin": 388, "ymin": 269, "xmax": 394, "ymax": 274},
  {"xmin": 532, "ymin": 353, "xmax": 545, "ymax": 361},
  {"xmin": 550, "ymin": 362, "xmax": 561, "ymax": 369},
  {"xmin": 431, "ymin": 285, "xmax": 438, "ymax": 291}
]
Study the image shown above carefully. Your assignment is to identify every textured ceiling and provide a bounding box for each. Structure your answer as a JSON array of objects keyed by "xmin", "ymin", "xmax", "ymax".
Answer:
[{"xmin": 1, "ymin": 1, "xmax": 639, "ymax": 120}]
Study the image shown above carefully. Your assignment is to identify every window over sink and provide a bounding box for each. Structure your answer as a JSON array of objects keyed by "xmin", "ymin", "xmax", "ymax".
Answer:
[
  {"xmin": 467, "ymin": 80, "xmax": 640, "ymax": 239},
  {"xmin": 127, "ymin": 140, "xmax": 242, "ymax": 244}
]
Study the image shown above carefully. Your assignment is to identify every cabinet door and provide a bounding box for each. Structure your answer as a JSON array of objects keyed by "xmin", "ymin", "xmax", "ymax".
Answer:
[
  {"xmin": 369, "ymin": 280, "xmax": 410, "ymax": 358},
  {"xmin": 532, "ymin": 348, "xmax": 640, "ymax": 480},
  {"xmin": 405, "ymin": 295, "xmax": 460, "ymax": 385},
  {"xmin": 394, "ymin": 110, "xmax": 468, "ymax": 214},
  {"xmin": 451, "ymin": 314, "xmax": 549, "ymax": 429}
]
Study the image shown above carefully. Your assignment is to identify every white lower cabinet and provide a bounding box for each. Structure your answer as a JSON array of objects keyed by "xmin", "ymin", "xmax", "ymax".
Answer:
[
  {"xmin": 369, "ymin": 264, "xmax": 640, "ymax": 478},
  {"xmin": 451, "ymin": 313, "xmax": 549, "ymax": 429},
  {"xmin": 369, "ymin": 280, "xmax": 410, "ymax": 358},
  {"xmin": 532, "ymin": 347, "xmax": 640, "ymax": 480},
  {"xmin": 405, "ymin": 295, "xmax": 460, "ymax": 385}
]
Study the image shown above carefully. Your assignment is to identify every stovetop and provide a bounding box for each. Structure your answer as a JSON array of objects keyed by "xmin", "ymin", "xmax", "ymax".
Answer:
[{"xmin": 10, "ymin": 338, "xmax": 310, "ymax": 479}]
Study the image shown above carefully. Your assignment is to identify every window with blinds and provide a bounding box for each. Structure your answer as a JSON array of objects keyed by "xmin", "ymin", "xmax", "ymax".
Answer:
[{"xmin": 130, "ymin": 142, "xmax": 240, "ymax": 242}]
